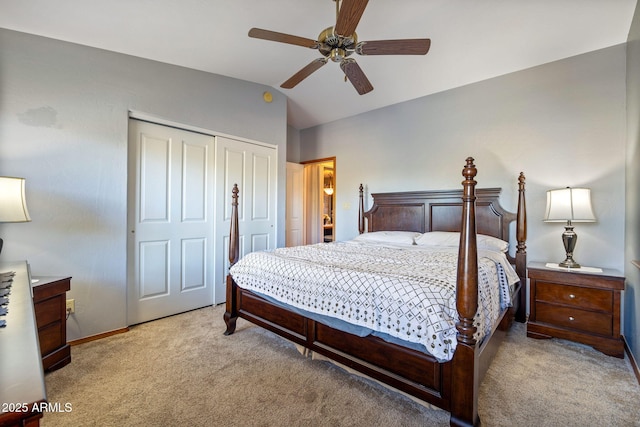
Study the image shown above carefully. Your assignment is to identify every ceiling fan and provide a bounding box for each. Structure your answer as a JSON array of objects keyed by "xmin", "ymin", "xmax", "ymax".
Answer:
[{"xmin": 248, "ymin": 0, "xmax": 431, "ymax": 95}]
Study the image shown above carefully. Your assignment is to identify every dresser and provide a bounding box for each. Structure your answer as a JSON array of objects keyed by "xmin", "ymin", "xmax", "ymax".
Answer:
[
  {"xmin": 0, "ymin": 261, "xmax": 47, "ymax": 427},
  {"xmin": 527, "ymin": 262, "xmax": 624, "ymax": 358},
  {"xmin": 32, "ymin": 276, "xmax": 72, "ymax": 372}
]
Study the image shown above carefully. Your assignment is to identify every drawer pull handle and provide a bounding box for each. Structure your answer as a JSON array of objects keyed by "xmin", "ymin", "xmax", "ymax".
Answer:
[
  {"xmin": 569, "ymin": 316, "xmax": 575, "ymax": 321},
  {"xmin": 569, "ymin": 294, "xmax": 575, "ymax": 299}
]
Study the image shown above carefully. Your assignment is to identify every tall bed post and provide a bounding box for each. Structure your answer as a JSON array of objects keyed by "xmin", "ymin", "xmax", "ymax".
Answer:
[
  {"xmin": 515, "ymin": 173, "xmax": 527, "ymax": 322},
  {"xmin": 223, "ymin": 184, "xmax": 240, "ymax": 336},
  {"xmin": 358, "ymin": 184, "xmax": 365, "ymax": 234},
  {"xmin": 450, "ymin": 157, "xmax": 480, "ymax": 427},
  {"xmin": 229, "ymin": 184, "xmax": 240, "ymax": 266}
]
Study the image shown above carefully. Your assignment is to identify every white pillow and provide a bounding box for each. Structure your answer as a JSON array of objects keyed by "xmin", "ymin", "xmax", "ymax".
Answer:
[
  {"xmin": 414, "ymin": 231, "xmax": 509, "ymax": 253},
  {"xmin": 352, "ymin": 231, "xmax": 420, "ymax": 245},
  {"xmin": 414, "ymin": 231, "xmax": 459, "ymax": 247}
]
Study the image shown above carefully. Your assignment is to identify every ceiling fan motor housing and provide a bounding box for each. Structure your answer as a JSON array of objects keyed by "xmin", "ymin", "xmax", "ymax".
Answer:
[{"xmin": 318, "ymin": 26, "xmax": 357, "ymax": 61}]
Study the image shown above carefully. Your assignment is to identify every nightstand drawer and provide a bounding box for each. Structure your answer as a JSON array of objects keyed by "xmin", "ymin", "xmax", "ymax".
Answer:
[
  {"xmin": 536, "ymin": 281, "xmax": 612, "ymax": 312},
  {"xmin": 536, "ymin": 302, "xmax": 612, "ymax": 336},
  {"xmin": 527, "ymin": 262, "xmax": 624, "ymax": 358}
]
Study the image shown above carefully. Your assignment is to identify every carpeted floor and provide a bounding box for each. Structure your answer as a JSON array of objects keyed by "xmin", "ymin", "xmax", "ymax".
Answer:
[{"xmin": 42, "ymin": 304, "xmax": 640, "ymax": 426}]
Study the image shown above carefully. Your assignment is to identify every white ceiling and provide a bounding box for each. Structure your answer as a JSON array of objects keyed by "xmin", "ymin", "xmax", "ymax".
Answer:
[{"xmin": 1, "ymin": 0, "xmax": 637, "ymax": 130}]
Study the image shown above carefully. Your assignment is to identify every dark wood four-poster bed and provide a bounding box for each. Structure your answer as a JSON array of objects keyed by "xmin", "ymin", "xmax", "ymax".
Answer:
[{"xmin": 223, "ymin": 157, "xmax": 527, "ymax": 427}]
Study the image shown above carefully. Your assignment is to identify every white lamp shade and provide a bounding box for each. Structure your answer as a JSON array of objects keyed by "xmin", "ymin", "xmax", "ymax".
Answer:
[
  {"xmin": 544, "ymin": 187, "xmax": 595, "ymax": 223},
  {"xmin": 0, "ymin": 177, "xmax": 31, "ymax": 222}
]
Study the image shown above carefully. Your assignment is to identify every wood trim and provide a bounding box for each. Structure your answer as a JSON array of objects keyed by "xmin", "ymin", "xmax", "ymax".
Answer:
[
  {"xmin": 624, "ymin": 336, "xmax": 640, "ymax": 386},
  {"xmin": 300, "ymin": 157, "xmax": 337, "ymax": 244},
  {"xmin": 300, "ymin": 156, "xmax": 336, "ymax": 165},
  {"xmin": 69, "ymin": 327, "xmax": 129, "ymax": 346}
]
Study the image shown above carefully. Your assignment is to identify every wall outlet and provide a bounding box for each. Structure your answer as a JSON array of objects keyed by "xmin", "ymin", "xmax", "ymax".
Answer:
[{"xmin": 66, "ymin": 299, "xmax": 75, "ymax": 314}]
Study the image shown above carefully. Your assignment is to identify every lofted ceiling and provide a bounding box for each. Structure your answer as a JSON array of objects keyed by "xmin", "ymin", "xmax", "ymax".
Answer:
[{"xmin": 0, "ymin": 0, "xmax": 637, "ymax": 130}]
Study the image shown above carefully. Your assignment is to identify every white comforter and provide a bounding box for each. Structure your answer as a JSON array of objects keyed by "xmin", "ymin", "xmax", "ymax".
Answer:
[{"xmin": 229, "ymin": 240, "xmax": 519, "ymax": 362}]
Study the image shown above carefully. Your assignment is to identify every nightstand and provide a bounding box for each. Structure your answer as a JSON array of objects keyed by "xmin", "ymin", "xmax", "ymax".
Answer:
[
  {"xmin": 32, "ymin": 276, "xmax": 72, "ymax": 371},
  {"xmin": 527, "ymin": 262, "xmax": 624, "ymax": 358}
]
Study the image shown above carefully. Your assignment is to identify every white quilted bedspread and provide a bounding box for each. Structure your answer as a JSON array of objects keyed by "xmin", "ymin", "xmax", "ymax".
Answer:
[{"xmin": 229, "ymin": 241, "xmax": 518, "ymax": 362}]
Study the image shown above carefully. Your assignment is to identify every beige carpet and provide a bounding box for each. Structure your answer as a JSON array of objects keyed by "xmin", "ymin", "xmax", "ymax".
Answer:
[{"xmin": 42, "ymin": 305, "xmax": 640, "ymax": 426}]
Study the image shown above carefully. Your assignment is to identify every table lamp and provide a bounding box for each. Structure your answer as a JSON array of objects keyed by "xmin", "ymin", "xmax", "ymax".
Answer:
[
  {"xmin": 0, "ymin": 177, "xmax": 31, "ymax": 255},
  {"xmin": 543, "ymin": 187, "xmax": 595, "ymax": 268}
]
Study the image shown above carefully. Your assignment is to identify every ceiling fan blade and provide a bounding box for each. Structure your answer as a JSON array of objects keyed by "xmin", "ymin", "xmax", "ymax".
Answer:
[
  {"xmin": 356, "ymin": 39, "xmax": 431, "ymax": 55},
  {"xmin": 248, "ymin": 28, "xmax": 318, "ymax": 49},
  {"xmin": 281, "ymin": 58, "xmax": 328, "ymax": 89},
  {"xmin": 335, "ymin": 0, "xmax": 369, "ymax": 37},
  {"xmin": 340, "ymin": 58, "xmax": 373, "ymax": 95}
]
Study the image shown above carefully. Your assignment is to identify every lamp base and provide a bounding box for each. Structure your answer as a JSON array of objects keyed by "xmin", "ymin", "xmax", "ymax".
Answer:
[
  {"xmin": 560, "ymin": 223, "xmax": 580, "ymax": 268},
  {"xmin": 559, "ymin": 257, "xmax": 581, "ymax": 269}
]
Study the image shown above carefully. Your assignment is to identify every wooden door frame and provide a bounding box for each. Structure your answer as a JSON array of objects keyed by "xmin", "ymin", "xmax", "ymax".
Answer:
[{"xmin": 301, "ymin": 157, "xmax": 336, "ymax": 243}]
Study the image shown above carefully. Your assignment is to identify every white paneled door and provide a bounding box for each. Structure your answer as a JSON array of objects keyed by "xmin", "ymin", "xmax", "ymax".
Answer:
[
  {"xmin": 128, "ymin": 120, "xmax": 215, "ymax": 325},
  {"xmin": 128, "ymin": 120, "xmax": 277, "ymax": 323},
  {"xmin": 214, "ymin": 136, "xmax": 277, "ymax": 304},
  {"xmin": 286, "ymin": 162, "xmax": 304, "ymax": 247}
]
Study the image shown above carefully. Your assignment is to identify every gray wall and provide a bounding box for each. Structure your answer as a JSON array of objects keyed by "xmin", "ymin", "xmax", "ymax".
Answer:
[
  {"xmin": 626, "ymin": 5, "xmax": 640, "ymax": 369},
  {"xmin": 287, "ymin": 124, "xmax": 301, "ymax": 162},
  {"xmin": 0, "ymin": 29, "xmax": 288, "ymax": 340},
  {"xmin": 300, "ymin": 45, "xmax": 629, "ymax": 340}
]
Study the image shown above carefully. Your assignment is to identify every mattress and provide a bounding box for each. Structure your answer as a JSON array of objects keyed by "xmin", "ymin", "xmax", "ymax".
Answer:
[{"xmin": 229, "ymin": 238, "xmax": 519, "ymax": 362}]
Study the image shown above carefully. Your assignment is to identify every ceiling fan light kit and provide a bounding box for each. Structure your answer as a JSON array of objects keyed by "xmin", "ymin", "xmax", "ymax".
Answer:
[{"xmin": 248, "ymin": 0, "xmax": 430, "ymax": 95}]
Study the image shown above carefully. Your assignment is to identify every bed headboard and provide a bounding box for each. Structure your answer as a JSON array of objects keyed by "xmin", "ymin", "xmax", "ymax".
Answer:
[
  {"xmin": 358, "ymin": 174, "xmax": 527, "ymax": 281},
  {"xmin": 359, "ymin": 187, "xmax": 515, "ymax": 241}
]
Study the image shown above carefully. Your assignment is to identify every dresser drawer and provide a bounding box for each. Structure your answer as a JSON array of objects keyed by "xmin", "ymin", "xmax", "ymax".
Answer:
[
  {"xmin": 536, "ymin": 302, "xmax": 612, "ymax": 336},
  {"xmin": 38, "ymin": 322, "xmax": 65, "ymax": 356},
  {"xmin": 536, "ymin": 281, "xmax": 612, "ymax": 312},
  {"xmin": 32, "ymin": 276, "xmax": 72, "ymax": 372},
  {"xmin": 34, "ymin": 296, "xmax": 64, "ymax": 328}
]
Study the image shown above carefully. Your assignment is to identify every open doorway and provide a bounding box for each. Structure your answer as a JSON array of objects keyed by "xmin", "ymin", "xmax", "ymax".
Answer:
[
  {"xmin": 321, "ymin": 162, "xmax": 335, "ymax": 242},
  {"xmin": 301, "ymin": 157, "xmax": 336, "ymax": 245}
]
